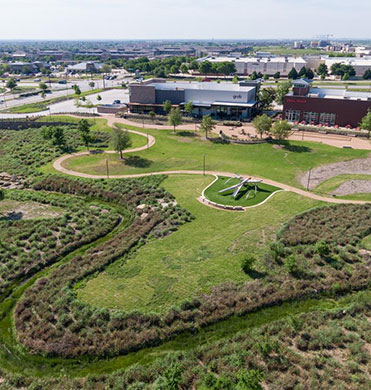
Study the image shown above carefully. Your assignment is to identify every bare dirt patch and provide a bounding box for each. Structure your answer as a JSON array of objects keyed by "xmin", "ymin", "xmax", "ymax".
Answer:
[
  {"xmin": 0, "ymin": 200, "xmax": 63, "ymax": 221},
  {"xmin": 299, "ymin": 157, "xmax": 371, "ymax": 190},
  {"xmin": 331, "ymin": 180, "xmax": 371, "ymax": 196}
]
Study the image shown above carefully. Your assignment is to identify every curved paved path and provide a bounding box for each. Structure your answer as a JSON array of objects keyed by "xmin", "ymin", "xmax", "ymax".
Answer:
[{"xmin": 53, "ymin": 126, "xmax": 369, "ymax": 205}]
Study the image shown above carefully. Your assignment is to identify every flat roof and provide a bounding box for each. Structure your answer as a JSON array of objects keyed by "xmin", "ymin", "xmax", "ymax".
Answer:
[
  {"xmin": 147, "ymin": 81, "xmax": 255, "ymax": 93},
  {"xmin": 288, "ymin": 87, "xmax": 371, "ymax": 101},
  {"xmin": 204, "ymin": 56, "xmax": 307, "ymax": 64}
]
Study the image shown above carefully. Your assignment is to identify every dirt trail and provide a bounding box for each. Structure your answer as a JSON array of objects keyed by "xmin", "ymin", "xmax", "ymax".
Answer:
[{"xmin": 299, "ymin": 158, "xmax": 371, "ymax": 190}]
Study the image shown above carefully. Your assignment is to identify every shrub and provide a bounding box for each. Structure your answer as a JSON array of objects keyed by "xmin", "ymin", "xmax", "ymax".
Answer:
[{"xmin": 241, "ymin": 255, "xmax": 256, "ymax": 274}]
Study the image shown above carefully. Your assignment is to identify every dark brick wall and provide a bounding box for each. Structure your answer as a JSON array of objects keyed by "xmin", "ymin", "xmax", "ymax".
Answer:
[
  {"xmin": 155, "ymin": 89, "xmax": 185, "ymax": 105},
  {"xmin": 283, "ymin": 96, "xmax": 371, "ymax": 127}
]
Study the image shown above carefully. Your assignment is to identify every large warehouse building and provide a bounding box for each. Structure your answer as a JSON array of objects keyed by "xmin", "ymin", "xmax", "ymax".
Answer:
[
  {"xmin": 129, "ymin": 79, "xmax": 259, "ymax": 120},
  {"xmin": 283, "ymin": 79, "xmax": 371, "ymax": 127},
  {"xmin": 202, "ymin": 56, "xmax": 307, "ymax": 76}
]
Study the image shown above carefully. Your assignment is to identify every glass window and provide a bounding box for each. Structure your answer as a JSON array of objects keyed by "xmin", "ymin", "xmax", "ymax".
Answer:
[
  {"xmin": 303, "ymin": 112, "xmax": 319, "ymax": 123},
  {"xmin": 319, "ymin": 112, "xmax": 336, "ymax": 125},
  {"xmin": 285, "ymin": 109, "xmax": 301, "ymax": 121}
]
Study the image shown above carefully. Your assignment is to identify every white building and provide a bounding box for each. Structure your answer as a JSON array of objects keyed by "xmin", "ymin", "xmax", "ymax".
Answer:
[
  {"xmin": 200, "ymin": 56, "xmax": 307, "ymax": 76},
  {"xmin": 322, "ymin": 56, "xmax": 371, "ymax": 77}
]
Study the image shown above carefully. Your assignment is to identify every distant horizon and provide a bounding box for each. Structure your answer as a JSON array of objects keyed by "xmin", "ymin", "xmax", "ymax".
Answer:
[{"xmin": 0, "ymin": 0, "xmax": 369, "ymax": 41}]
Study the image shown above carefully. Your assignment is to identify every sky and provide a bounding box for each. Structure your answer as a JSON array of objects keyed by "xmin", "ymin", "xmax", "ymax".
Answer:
[{"xmin": 0, "ymin": 0, "xmax": 370, "ymax": 40}]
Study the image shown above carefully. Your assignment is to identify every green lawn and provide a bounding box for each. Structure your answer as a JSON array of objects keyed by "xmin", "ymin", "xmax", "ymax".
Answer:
[
  {"xmin": 61, "ymin": 127, "xmax": 370, "ymax": 188},
  {"xmin": 77, "ymin": 174, "xmax": 321, "ymax": 314},
  {"xmin": 204, "ymin": 176, "xmax": 281, "ymax": 207}
]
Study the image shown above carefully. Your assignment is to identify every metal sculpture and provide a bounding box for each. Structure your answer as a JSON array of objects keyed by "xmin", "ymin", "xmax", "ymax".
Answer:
[{"xmin": 219, "ymin": 175, "xmax": 262, "ymax": 198}]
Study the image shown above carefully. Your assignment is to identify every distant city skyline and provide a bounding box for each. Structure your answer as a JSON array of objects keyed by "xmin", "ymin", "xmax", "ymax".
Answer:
[{"xmin": 0, "ymin": 0, "xmax": 370, "ymax": 40}]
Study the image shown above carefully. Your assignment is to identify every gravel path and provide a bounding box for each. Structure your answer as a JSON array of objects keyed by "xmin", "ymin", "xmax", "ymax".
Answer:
[
  {"xmin": 331, "ymin": 180, "xmax": 371, "ymax": 196},
  {"xmin": 300, "ymin": 158, "xmax": 371, "ymax": 190}
]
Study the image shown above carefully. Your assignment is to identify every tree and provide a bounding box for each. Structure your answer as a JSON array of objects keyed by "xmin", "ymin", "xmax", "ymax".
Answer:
[
  {"xmin": 184, "ymin": 101, "xmax": 194, "ymax": 116},
  {"xmin": 179, "ymin": 63, "xmax": 188, "ymax": 74},
  {"xmin": 360, "ymin": 109, "xmax": 371, "ymax": 138},
  {"xmin": 188, "ymin": 60, "xmax": 199, "ymax": 70},
  {"xmin": 253, "ymin": 114, "xmax": 272, "ymax": 139},
  {"xmin": 111, "ymin": 125, "xmax": 132, "ymax": 159},
  {"xmin": 41, "ymin": 90, "xmax": 46, "ymax": 100},
  {"xmin": 77, "ymin": 119, "xmax": 93, "ymax": 150},
  {"xmin": 306, "ymin": 68, "xmax": 314, "ymax": 79},
  {"xmin": 101, "ymin": 64, "xmax": 112, "ymax": 74},
  {"xmin": 41, "ymin": 126, "xmax": 66, "ymax": 149},
  {"xmin": 72, "ymin": 84, "xmax": 81, "ymax": 95},
  {"xmin": 168, "ymin": 107, "xmax": 182, "ymax": 132},
  {"xmin": 39, "ymin": 82, "xmax": 48, "ymax": 91},
  {"xmin": 331, "ymin": 63, "xmax": 355, "ymax": 78},
  {"xmin": 275, "ymin": 81, "xmax": 291, "ymax": 105},
  {"xmin": 288, "ymin": 67, "xmax": 298, "ymax": 80},
  {"xmin": 317, "ymin": 63, "xmax": 328, "ymax": 79},
  {"xmin": 271, "ymin": 120, "xmax": 291, "ymax": 144},
  {"xmin": 198, "ymin": 60, "xmax": 212, "ymax": 74},
  {"xmin": 258, "ymin": 88, "xmax": 276, "ymax": 110},
  {"xmin": 163, "ymin": 100, "xmax": 172, "ymax": 114},
  {"xmin": 342, "ymin": 72, "xmax": 349, "ymax": 80},
  {"xmin": 263, "ymin": 74, "xmax": 269, "ymax": 80},
  {"xmin": 241, "ymin": 255, "xmax": 256, "ymax": 274},
  {"xmin": 233, "ymin": 75, "xmax": 239, "ymax": 84},
  {"xmin": 363, "ymin": 69, "xmax": 371, "ymax": 80},
  {"xmin": 298, "ymin": 66, "xmax": 307, "ymax": 78},
  {"xmin": 250, "ymin": 71, "xmax": 258, "ymax": 80},
  {"xmin": 200, "ymin": 115, "xmax": 216, "ymax": 138},
  {"xmin": 89, "ymin": 81, "xmax": 95, "ymax": 89},
  {"xmin": 149, "ymin": 110, "xmax": 156, "ymax": 121},
  {"xmin": 97, "ymin": 94, "xmax": 102, "ymax": 101},
  {"xmin": 273, "ymin": 71, "xmax": 280, "ymax": 80},
  {"xmin": 6, "ymin": 78, "xmax": 17, "ymax": 90}
]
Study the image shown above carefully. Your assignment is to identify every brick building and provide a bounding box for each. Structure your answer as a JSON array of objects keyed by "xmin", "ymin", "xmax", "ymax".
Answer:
[{"xmin": 283, "ymin": 80, "xmax": 371, "ymax": 127}]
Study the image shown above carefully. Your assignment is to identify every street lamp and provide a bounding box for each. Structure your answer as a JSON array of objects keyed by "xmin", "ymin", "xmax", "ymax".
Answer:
[
  {"xmin": 105, "ymin": 158, "xmax": 109, "ymax": 179},
  {"xmin": 203, "ymin": 154, "xmax": 206, "ymax": 176}
]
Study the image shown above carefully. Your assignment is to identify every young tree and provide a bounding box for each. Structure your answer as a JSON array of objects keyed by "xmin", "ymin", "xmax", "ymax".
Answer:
[
  {"xmin": 263, "ymin": 74, "xmax": 269, "ymax": 81},
  {"xmin": 241, "ymin": 255, "xmax": 256, "ymax": 274},
  {"xmin": 89, "ymin": 81, "xmax": 95, "ymax": 90},
  {"xmin": 273, "ymin": 71, "xmax": 280, "ymax": 80},
  {"xmin": 253, "ymin": 114, "xmax": 272, "ymax": 139},
  {"xmin": 306, "ymin": 68, "xmax": 314, "ymax": 79},
  {"xmin": 258, "ymin": 87, "xmax": 276, "ymax": 110},
  {"xmin": 288, "ymin": 67, "xmax": 298, "ymax": 80},
  {"xmin": 149, "ymin": 110, "xmax": 156, "ymax": 121},
  {"xmin": 275, "ymin": 81, "xmax": 291, "ymax": 105},
  {"xmin": 163, "ymin": 100, "xmax": 172, "ymax": 114},
  {"xmin": 168, "ymin": 107, "xmax": 183, "ymax": 132},
  {"xmin": 41, "ymin": 126, "xmax": 66, "ymax": 149},
  {"xmin": 111, "ymin": 125, "xmax": 132, "ymax": 159},
  {"xmin": 39, "ymin": 82, "xmax": 48, "ymax": 91},
  {"xmin": 184, "ymin": 101, "xmax": 194, "ymax": 116},
  {"xmin": 363, "ymin": 69, "xmax": 371, "ymax": 80},
  {"xmin": 200, "ymin": 115, "xmax": 216, "ymax": 138},
  {"xmin": 317, "ymin": 63, "xmax": 328, "ymax": 79},
  {"xmin": 97, "ymin": 94, "xmax": 102, "ymax": 101},
  {"xmin": 298, "ymin": 66, "xmax": 307, "ymax": 78},
  {"xmin": 250, "ymin": 71, "xmax": 258, "ymax": 80},
  {"xmin": 73, "ymin": 84, "xmax": 81, "ymax": 95},
  {"xmin": 360, "ymin": 109, "xmax": 371, "ymax": 138},
  {"xmin": 6, "ymin": 78, "xmax": 17, "ymax": 90},
  {"xmin": 271, "ymin": 120, "xmax": 291, "ymax": 144},
  {"xmin": 77, "ymin": 119, "xmax": 93, "ymax": 150},
  {"xmin": 233, "ymin": 75, "xmax": 239, "ymax": 84}
]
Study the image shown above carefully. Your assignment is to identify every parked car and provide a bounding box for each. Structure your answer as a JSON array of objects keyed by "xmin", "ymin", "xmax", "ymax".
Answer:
[
  {"xmin": 34, "ymin": 78, "xmax": 41, "ymax": 82},
  {"xmin": 113, "ymin": 100, "xmax": 121, "ymax": 104},
  {"xmin": 58, "ymin": 80, "xmax": 67, "ymax": 84}
]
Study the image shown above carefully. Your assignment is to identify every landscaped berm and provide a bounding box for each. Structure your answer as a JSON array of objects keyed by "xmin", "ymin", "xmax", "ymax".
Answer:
[{"xmin": 204, "ymin": 175, "xmax": 282, "ymax": 207}]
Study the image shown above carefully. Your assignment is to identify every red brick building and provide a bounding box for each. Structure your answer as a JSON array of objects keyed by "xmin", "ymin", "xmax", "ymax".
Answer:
[{"xmin": 283, "ymin": 80, "xmax": 371, "ymax": 128}]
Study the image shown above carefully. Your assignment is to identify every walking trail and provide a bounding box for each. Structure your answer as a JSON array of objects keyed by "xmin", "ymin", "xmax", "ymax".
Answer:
[{"xmin": 53, "ymin": 118, "xmax": 370, "ymax": 206}]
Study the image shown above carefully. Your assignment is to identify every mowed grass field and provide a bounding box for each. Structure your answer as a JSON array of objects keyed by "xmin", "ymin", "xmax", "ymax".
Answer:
[
  {"xmin": 77, "ymin": 174, "xmax": 322, "ymax": 314},
  {"xmin": 204, "ymin": 176, "xmax": 282, "ymax": 207},
  {"xmin": 61, "ymin": 126, "xmax": 370, "ymax": 188}
]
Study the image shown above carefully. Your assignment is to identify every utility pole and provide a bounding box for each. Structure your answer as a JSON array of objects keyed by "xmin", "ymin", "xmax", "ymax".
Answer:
[
  {"xmin": 306, "ymin": 167, "xmax": 312, "ymax": 191},
  {"xmin": 102, "ymin": 74, "xmax": 105, "ymax": 90},
  {"xmin": 105, "ymin": 158, "xmax": 109, "ymax": 179}
]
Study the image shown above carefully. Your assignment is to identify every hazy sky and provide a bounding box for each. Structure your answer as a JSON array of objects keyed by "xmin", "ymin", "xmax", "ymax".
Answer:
[{"xmin": 0, "ymin": 0, "xmax": 370, "ymax": 40}]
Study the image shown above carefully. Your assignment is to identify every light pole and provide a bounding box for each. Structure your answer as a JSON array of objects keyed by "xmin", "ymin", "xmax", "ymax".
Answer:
[
  {"xmin": 105, "ymin": 158, "xmax": 109, "ymax": 179},
  {"xmin": 306, "ymin": 167, "xmax": 312, "ymax": 191},
  {"xmin": 147, "ymin": 133, "xmax": 149, "ymax": 149},
  {"xmin": 203, "ymin": 154, "xmax": 206, "ymax": 176}
]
